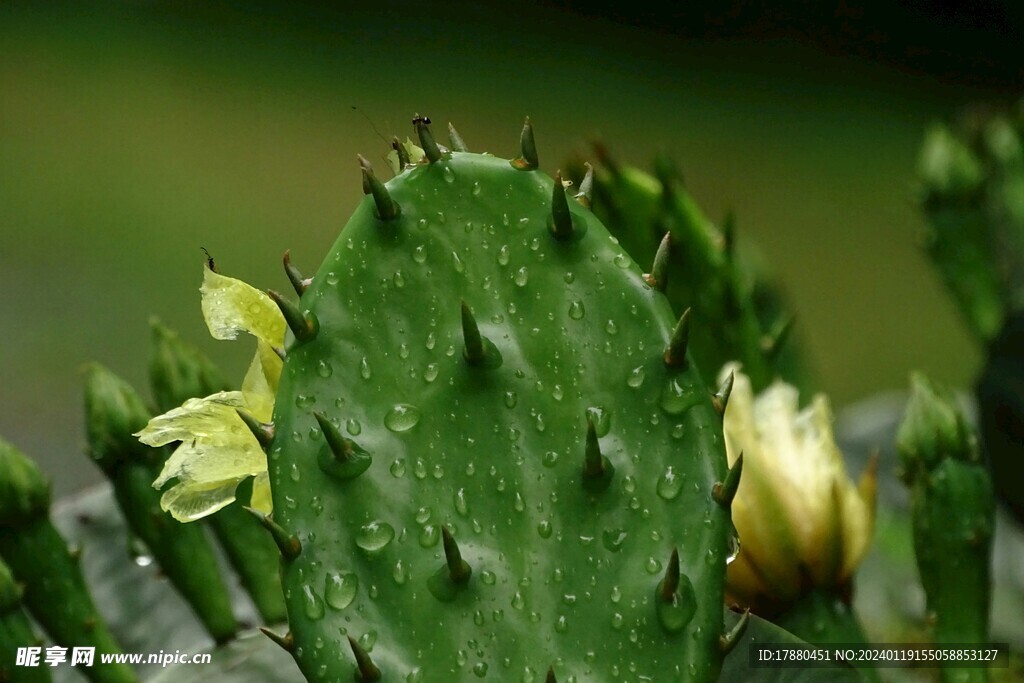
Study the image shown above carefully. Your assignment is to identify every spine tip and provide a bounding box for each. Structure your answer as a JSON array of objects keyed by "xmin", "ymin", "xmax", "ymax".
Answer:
[
  {"xmin": 236, "ymin": 409, "xmax": 275, "ymax": 449},
  {"xmin": 713, "ymin": 453, "xmax": 744, "ymax": 510},
  {"xmin": 348, "ymin": 635, "xmax": 382, "ymax": 681},
  {"xmin": 663, "ymin": 308, "xmax": 692, "ymax": 368},
  {"xmin": 413, "ymin": 114, "xmax": 443, "ymax": 163},
  {"xmin": 267, "ymin": 289, "xmax": 318, "ymax": 343},
  {"xmin": 511, "ymin": 116, "xmax": 538, "ymax": 170},
  {"xmin": 243, "ymin": 506, "xmax": 301, "ymax": 560},
  {"xmin": 282, "ymin": 250, "xmax": 311, "ymax": 296}
]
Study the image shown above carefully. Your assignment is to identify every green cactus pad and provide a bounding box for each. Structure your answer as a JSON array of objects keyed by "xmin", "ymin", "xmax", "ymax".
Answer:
[{"xmin": 266, "ymin": 137, "xmax": 732, "ymax": 681}]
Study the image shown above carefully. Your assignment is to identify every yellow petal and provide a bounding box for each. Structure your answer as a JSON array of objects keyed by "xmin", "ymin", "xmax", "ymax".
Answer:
[
  {"xmin": 718, "ymin": 364, "xmax": 875, "ymax": 608},
  {"xmin": 160, "ymin": 478, "xmax": 243, "ymax": 522},
  {"xmin": 200, "ymin": 265, "xmax": 286, "ymax": 349},
  {"xmin": 242, "ymin": 343, "xmax": 281, "ymax": 421},
  {"xmin": 136, "ymin": 391, "xmax": 247, "ymax": 448},
  {"xmin": 250, "ymin": 471, "xmax": 273, "ymax": 515}
]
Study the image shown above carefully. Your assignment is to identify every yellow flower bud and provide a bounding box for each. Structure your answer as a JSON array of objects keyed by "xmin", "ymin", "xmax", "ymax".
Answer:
[{"xmin": 720, "ymin": 364, "xmax": 876, "ymax": 613}]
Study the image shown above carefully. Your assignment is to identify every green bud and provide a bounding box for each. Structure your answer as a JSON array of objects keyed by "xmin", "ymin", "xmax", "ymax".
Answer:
[
  {"xmin": 918, "ymin": 124, "xmax": 985, "ymax": 199},
  {"xmin": 84, "ymin": 364, "xmax": 154, "ymax": 471},
  {"xmin": 0, "ymin": 437, "xmax": 50, "ymax": 526},
  {"xmin": 148, "ymin": 318, "xmax": 228, "ymax": 412},
  {"xmin": 896, "ymin": 372, "xmax": 979, "ymax": 483}
]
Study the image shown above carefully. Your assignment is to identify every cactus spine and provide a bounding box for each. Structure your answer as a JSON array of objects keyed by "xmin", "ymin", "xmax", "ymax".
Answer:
[{"xmin": 258, "ymin": 119, "xmax": 733, "ymax": 681}]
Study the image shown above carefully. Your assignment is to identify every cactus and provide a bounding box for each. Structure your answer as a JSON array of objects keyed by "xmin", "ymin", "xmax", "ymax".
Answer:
[
  {"xmin": 918, "ymin": 106, "xmax": 1024, "ymax": 526},
  {"xmin": 573, "ymin": 148, "xmax": 808, "ymax": 392},
  {"xmin": 1, "ymin": 557, "xmax": 52, "ymax": 683},
  {"xmin": 84, "ymin": 365, "xmax": 240, "ymax": 643},
  {"xmin": 261, "ymin": 119, "xmax": 740, "ymax": 681},
  {"xmin": 897, "ymin": 373, "xmax": 994, "ymax": 683},
  {"xmin": 0, "ymin": 437, "xmax": 135, "ymax": 683},
  {"xmin": 141, "ymin": 118, "xmax": 740, "ymax": 681}
]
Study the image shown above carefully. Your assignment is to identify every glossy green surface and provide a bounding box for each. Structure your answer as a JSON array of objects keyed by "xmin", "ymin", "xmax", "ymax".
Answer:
[{"xmin": 269, "ymin": 149, "xmax": 731, "ymax": 681}]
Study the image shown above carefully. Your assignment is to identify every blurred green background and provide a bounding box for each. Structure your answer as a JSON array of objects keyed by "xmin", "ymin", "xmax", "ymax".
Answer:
[{"xmin": 1, "ymin": 1, "xmax": 1019, "ymax": 495}]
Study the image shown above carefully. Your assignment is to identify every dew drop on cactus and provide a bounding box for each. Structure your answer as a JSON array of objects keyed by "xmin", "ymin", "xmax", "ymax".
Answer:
[
  {"xmin": 355, "ymin": 521, "xmax": 394, "ymax": 553},
  {"xmin": 384, "ymin": 404, "xmax": 421, "ymax": 432},
  {"xmin": 325, "ymin": 571, "xmax": 358, "ymax": 610}
]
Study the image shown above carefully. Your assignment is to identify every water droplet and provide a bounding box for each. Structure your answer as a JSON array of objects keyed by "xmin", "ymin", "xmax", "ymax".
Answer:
[
  {"xmin": 316, "ymin": 361, "xmax": 333, "ymax": 378},
  {"xmin": 585, "ymin": 406, "xmax": 611, "ymax": 437},
  {"xmin": 627, "ymin": 366, "xmax": 646, "ymax": 389},
  {"xmin": 568, "ymin": 300, "xmax": 585, "ymax": 320},
  {"xmin": 535, "ymin": 414, "xmax": 546, "ymax": 432},
  {"xmin": 542, "ymin": 451, "xmax": 559, "ymax": 467},
  {"xmin": 481, "ymin": 570, "xmax": 496, "ymax": 586},
  {"xmin": 514, "ymin": 267, "xmax": 529, "ymax": 287},
  {"xmin": 511, "ymin": 592, "xmax": 525, "ymax": 610},
  {"xmin": 451, "ymin": 252, "xmax": 465, "ymax": 274},
  {"xmin": 289, "ymin": 463, "xmax": 300, "ymax": 482},
  {"xmin": 129, "ymin": 537, "xmax": 153, "ymax": 567},
  {"xmin": 416, "ymin": 218, "xmax": 428, "ymax": 231},
  {"xmin": 413, "ymin": 458, "xmax": 427, "ymax": 479},
  {"xmin": 611, "ymin": 612, "xmax": 624, "ymax": 630},
  {"xmin": 346, "ymin": 418, "xmax": 362, "ymax": 435},
  {"xmin": 646, "ymin": 557, "xmax": 663, "ymax": 574},
  {"xmin": 356, "ymin": 521, "xmax": 395, "ymax": 553},
  {"xmin": 393, "ymin": 560, "xmax": 408, "ymax": 586},
  {"xmin": 564, "ymin": 271, "xmax": 575, "ymax": 284},
  {"xmin": 513, "ymin": 492, "xmax": 525, "ymax": 512},
  {"xmin": 295, "ymin": 394, "xmax": 316, "ymax": 409},
  {"xmin": 442, "ymin": 165, "xmax": 455, "ymax": 183},
  {"xmin": 473, "ymin": 662, "xmax": 488, "ymax": 678},
  {"xmin": 419, "ymin": 524, "xmax": 440, "ymax": 547},
  {"xmin": 660, "ymin": 376, "xmax": 700, "ymax": 415},
  {"xmin": 324, "ymin": 571, "xmax": 358, "ymax": 610},
  {"xmin": 390, "ymin": 459, "xmax": 406, "ymax": 478},
  {"xmin": 393, "ymin": 271, "xmax": 406, "ymax": 288},
  {"xmin": 497, "ymin": 245, "xmax": 510, "ymax": 266},
  {"xmin": 537, "ymin": 519, "xmax": 553, "ymax": 539},
  {"xmin": 613, "ymin": 253, "xmax": 630, "ymax": 268},
  {"xmin": 385, "ymin": 404, "xmax": 421, "ymax": 432},
  {"xmin": 360, "ymin": 357, "xmax": 372, "ymax": 380},
  {"xmin": 555, "ymin": 615, "xmax": 569, "ymax": 633},
  {"xmin": 504, "ymin": 391, "xmax": 518, "ymax": 408},
  {"xmin": 610, "ymin": 585, "xmax": 622, "ymax": 603},
  {"xmin": 423, "ymin": 362, "xmax": 439, "ymax": 383},
  {"xmin": 657, "ymin": 466, "xmax": 683, "ymax": 500},
  {"xmin": 324, "ymin": 271, "xmax": 339, "ymax": 285},
  {"xmin": 413, "ymin": 245, "xmax": 427, "ymax": 263},
  {"xmin": 454, "ymin": 488, "xmax": 470, "ymax": 516},
  {"xmin": 425, "ymin": 331, "xmax": 436, "ymax": 350},
  {"xmin": 602, "ymin": 528, "xmax": 628, "ymax": 552},
  {"xmin": 605, "ymin": 320, "xmax": 618, "ymax": 335},
  {"xmin": 657, "ymin": 572, "xmax": 697, "ymax": 634},
  {"xmin": 552, "ymin": 385, "xmax": 564, "ymax": 401},
  {"xmin": 726, "ymin": 522, "xmax": 741, "ymax": 566},
  {"xmin": 301, "ymin": 584, "xmax": 325, "ymax": 620}
]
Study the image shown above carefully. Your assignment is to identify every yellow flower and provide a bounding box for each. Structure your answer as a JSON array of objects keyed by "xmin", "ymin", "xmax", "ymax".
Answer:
[
  {"xmin": 135, "ymin": 265, "xmax": 285, "ymax": 522},
  {"xmin": 720, "ymin": 364, "xmax": 877, "ymax": 613}
]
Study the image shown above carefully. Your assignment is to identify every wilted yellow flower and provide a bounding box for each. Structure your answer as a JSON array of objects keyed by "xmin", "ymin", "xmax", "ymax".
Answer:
[
  {"xmin": 135, "ymin": 265, "xmax": 285, "ymax": 522},
  {"xmin": 720, "ymin": 364, "xmax": 876, "ymax": 613}
]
